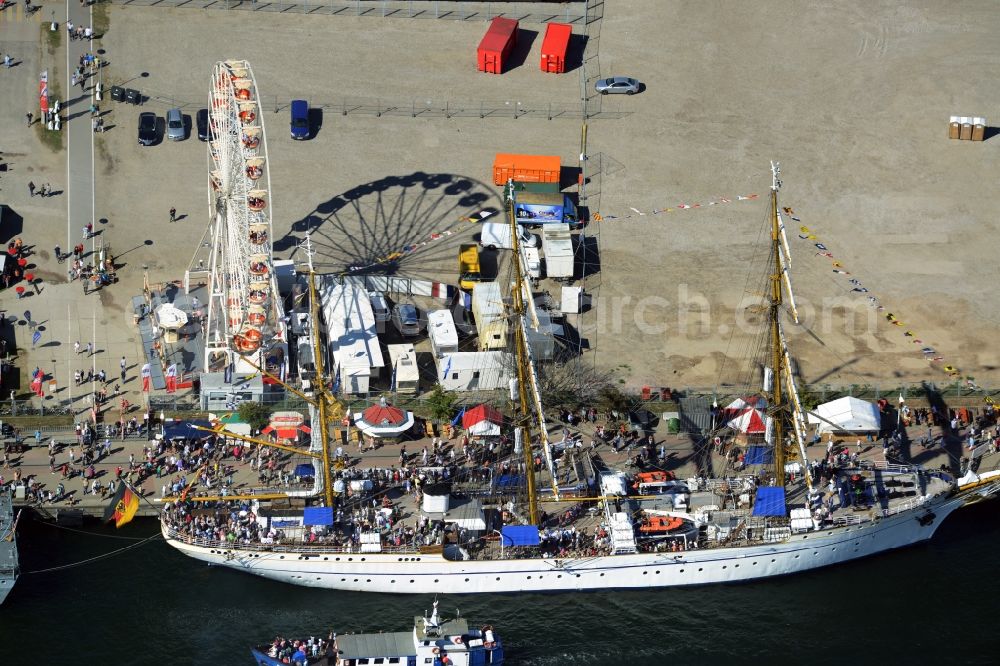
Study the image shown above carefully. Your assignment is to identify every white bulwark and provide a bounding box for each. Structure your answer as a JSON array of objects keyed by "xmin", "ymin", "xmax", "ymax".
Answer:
[
  {"xmin": 387, "ymin": 343, "xmax": 420, "ymax": 394},
  {"xmin": 437, "ymin": 351, "xmax": 512, "ymax": 392},
  {"xmin": 319, "ymin": 278, "xmax": 385, "ymax": 395}
]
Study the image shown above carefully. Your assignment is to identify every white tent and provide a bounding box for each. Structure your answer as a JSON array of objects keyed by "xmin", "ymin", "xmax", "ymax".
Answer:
[{"xmin": 807, "ymin": 396, "xmax": 881, "ymax": 434}]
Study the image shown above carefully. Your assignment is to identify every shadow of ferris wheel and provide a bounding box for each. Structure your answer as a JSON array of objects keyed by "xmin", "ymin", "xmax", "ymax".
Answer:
[{"xmin": 273, "ymin": 172, "xmax": 503, "ymax": 282}]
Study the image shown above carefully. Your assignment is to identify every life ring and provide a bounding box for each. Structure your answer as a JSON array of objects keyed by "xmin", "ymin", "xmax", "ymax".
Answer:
[
  {"xmin": 713, "ymin": 436, "xmax": 722, "ymax": 446},
  {"xmin": 452, "ymin": 636, "xmax": 463, "ymax": 645},
  {"xmin": 432, "ymin": 647, "xmax": 440, "ymax": 655}
]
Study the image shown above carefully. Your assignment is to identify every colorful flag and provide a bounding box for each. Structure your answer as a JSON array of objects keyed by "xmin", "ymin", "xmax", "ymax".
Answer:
[
  {"xmin": 103, "ymin": 482, "xmax": 139, "ymax": 528},
  {"xmin": 441, "ymin": 355, "xmax": 453, "ymax": 381},
  {"xmin": 165, "ymin": 364, "xmax": 177, "ymax": 393},
  {"xmin": 141, "ymin": 363, "xmax": 152, "ymax": 393},
  {"xmin": 39, "ymin": 71, "xmax": 48, "ymax": 117}
]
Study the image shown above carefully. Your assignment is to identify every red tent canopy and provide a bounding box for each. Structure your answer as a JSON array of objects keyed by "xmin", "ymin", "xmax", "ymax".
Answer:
[
  {"xmin": 463, "ymin": 404, "xmax": 503, "ymax": 429},
  {"xmin": 362, "ymin": 403, "xmax": 407, "ymax": 427}
]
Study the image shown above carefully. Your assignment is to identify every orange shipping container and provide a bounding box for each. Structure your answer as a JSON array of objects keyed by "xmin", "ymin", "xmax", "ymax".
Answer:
[
  {"xmin": 540, "ymin": 23, "xmax": 572, "ymax": 73},
  {"xmin": 493, "ymin": 153, "xmax": 561, "ymax": 185}
]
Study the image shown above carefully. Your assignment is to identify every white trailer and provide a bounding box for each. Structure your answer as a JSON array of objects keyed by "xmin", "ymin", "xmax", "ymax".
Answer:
[
  {"xmin": 472, "ymin": 282, "xmax": 508, "ymax": 351},
  {"xmin": 542, "ymin": 223, "xmax": 575, "ymax": 281},
  {"xmin": 479, "ymin": 222, "xmax": 538, "ymax": 250}
]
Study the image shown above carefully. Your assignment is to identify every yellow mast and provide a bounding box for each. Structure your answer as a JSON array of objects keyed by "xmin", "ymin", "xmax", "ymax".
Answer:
[
  {"xmin": 507, "ymin": 192, "xmax": 540, "ymax": 525},
  {"xmin": 309, "ymin": 270, "xmax": 336, "ymax": 508},
  {"xmin": 769, "ymin": 173, "xmax": 786, "ymax": 487}
]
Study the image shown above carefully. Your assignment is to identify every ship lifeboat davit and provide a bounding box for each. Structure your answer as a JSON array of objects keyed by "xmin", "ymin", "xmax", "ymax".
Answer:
[
  {"xmin": 639, "ymin": 515, "xmax": 685, "ymax": 534},
  {"xmin": 247, "ymin": 191, "xmax": 267, "ymax": 212},
  {"xmin": 233, "ymin": 326, "xmax": 263, "ymax": 353},
  {"xmin": 249, "ymin": 223, "xmax": 269, "ymax": 246},
  {"xmin": 247, "ymin": 305, "xmax": 266, "ymax": 326},
  {"xmin": 249, "ymin": 254, "xmax": 270, "ymax": 278}
]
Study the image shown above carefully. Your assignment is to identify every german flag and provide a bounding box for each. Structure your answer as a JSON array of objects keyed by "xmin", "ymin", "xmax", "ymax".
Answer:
[{"xmin": 104, "ymin": 482, "xmax": 140, "ymax": 528}]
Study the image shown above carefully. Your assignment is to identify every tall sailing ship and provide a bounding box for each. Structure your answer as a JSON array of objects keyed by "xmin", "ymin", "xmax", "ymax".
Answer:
[{"xmin": 161, "ymin": 164, "xmax": 1000, "ymax": 593}]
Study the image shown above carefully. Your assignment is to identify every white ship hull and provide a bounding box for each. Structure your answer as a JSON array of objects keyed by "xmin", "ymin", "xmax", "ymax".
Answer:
[{"xmin": 163, "ymin": 494, "xmax": 967, "ymax": 594}]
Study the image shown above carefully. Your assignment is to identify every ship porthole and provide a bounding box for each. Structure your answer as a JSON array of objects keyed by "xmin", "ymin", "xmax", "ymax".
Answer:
[{"xmin": 465, "ymin": 578, "xmax": 470, "ymax": 582}]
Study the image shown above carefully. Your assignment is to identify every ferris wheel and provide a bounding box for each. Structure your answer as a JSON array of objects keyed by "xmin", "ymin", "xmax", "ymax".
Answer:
[{"xmin": 203, "ymin": 60, "xmax": 286, "ymax": 375}]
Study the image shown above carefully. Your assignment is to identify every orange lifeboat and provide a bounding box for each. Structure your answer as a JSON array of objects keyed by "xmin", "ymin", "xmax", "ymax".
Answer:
[
  {"xmin": 636, "ymin": 471, "xmax": 674, "ymax": 484},
  {"xmin": 639, "ymin": 515, "xmax": 685, "ymax": 534}
]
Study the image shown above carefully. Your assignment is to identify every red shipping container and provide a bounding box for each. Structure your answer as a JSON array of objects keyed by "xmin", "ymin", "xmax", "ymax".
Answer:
[
  {"xmin": 493, "ymin": 154, "xmax": 561, "ymax": 185},
  {"xmin": 477, "ymin": 17, "xmax": 518, "ymax": 74},
  {"xmin": 540, "ymin": 23, "xmax": 572, "ymax": 73}
]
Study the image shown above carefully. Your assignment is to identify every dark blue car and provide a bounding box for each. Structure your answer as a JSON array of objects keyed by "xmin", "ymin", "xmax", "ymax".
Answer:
[{"xmin": 290, "ymin": 99, "xmax": 309, "ymax": 140}]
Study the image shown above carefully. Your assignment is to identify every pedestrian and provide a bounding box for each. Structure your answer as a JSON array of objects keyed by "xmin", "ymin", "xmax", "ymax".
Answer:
[
  {"xmin": 92, "ymin": 117, "xmax": 99, "ymax": 133},
  {"xmin": 84, "ymin": 223, "xmax": 92, "ymax": 239},
  {"xmin": 25, "ymin": 112, "xmax": 32, "ymax": 126},
  {"xmin": 66, "ymin": 20, "xmax": 74, "ymax": 37},
  {"xmin": 4, "ymin": 54, "xmax": 11, "ymax": 69},
  {"xmin": 85, "ymin": 342, "xmax": 92, "ymax": 356},
  {"xmin": 70, "ymin": 74, "xmax": 78, "ymax": 88},
  {"xmin": 169, "ymin": 207, "xmax": 177, "ymax": 223},
  {"xmin": 75, "ymin": 341, "xmax": 81, "ymax": 354},
  {"xmin": 38, "ymin": 183, "xmax": 49, "ymax": 197},
  {"xmin": 28, "ymin": 181, "xmax": 35, "ymax": 197},
  {"xmin": 78, "ymin": 74, "xmax": 85, "ymax": 90},
  {"xmin": 90, "ymin": 103, "xmax": 98, "ymax": 117},
  {"xmin": 84, "ymin": 26, "xmax": 92, "ymax": 40},
  {"xmin": 54, "ymin": 245, "xmax": 62, "ymax": 262}
]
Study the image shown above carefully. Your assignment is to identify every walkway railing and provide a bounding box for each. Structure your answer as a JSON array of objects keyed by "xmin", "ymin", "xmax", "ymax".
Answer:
[{"xmin": 110, "ymin": 0, "xmax": 592, "ymax": 26}]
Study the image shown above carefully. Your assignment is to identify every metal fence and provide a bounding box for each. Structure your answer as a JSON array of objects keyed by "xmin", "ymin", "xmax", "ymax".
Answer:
[
  {"xmin": 124, "ymin": 89, "xmax": 627, "ymax": 121},
  {"xmin": 110, "ymin": 0, "xmax": 592, "ymax": 25}
]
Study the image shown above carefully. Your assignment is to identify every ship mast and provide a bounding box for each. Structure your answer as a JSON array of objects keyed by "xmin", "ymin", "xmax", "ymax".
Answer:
[
  {"xmin": 768, "ymin": 163, "xmax": 786, "ymax": 487},
  {"xmin": 507, "ymin": 195, "xmax": 540, "ymax": 525}
]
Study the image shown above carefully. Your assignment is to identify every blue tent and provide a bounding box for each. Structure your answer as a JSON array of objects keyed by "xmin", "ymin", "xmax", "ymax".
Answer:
[
  {"xmin": 162, "ymin": 420, "xmax": 213, "ymax": 440},
  {"xmin": 495, "ymin": 474, "xmax": 523, "ymax": 489},
  {"xmin": 294, "ymin": 463, "xmax": 315, "ymax": 477},
  {"xmin": 744, "ymin": 445, "xmax": 773, "ymax": 465},
  {"xmin": 501, "ymin": 525, "xmax": 540, "ymax": 547},
  {"xmin": 751, "ymin": 487, "xmax": 787, "ymax": 516},
  {"xmin": 303, "ymin": 507, "xmax": 334, "ymax": 526}
]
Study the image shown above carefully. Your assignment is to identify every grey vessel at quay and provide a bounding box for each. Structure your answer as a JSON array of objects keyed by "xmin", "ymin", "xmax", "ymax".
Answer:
[{"xmin": 0, "ymin": 491, "xmax": 19, "ymax": 605}]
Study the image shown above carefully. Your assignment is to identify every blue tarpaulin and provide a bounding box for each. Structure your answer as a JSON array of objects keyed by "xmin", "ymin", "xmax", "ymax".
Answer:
[
  {"xmin": 495, "ymin": 474, "xmax": 523, "ymax": 489},
  {"xmin": 744, "ymin": 445, "xmax": 773, "ymax": 465},
  {"xmin": 501, "ymin": 525, "xmax": 540, "ymax": 547},
  {"xmin": 303, "ymin": 507, "xmax": 334, "ymax": 526},
  {"xmin": 162, "ymin": 420, "xmax": 213, "ymax": 440},
  {"xmin": 751, "ymin": 487, "xmax": 787, "ymax": 516},
  {"xmin": 294, "ymin": 463, "xmax": 315, "ymax": 477}
]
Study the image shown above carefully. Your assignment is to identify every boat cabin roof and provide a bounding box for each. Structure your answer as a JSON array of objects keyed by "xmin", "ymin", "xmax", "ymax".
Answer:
[
  {"xmin": 415, "ymin": 616, "xmax": 470, "ymax": 642},
  {"xmin": 336, "ymin": 631, "xmax": 413, "ymax": 660}
]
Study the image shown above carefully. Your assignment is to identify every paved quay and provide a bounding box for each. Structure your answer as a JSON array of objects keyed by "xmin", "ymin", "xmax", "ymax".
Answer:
[{"xmin": 5, "ymin": 407, "xmax": 994, "ymax": 526}]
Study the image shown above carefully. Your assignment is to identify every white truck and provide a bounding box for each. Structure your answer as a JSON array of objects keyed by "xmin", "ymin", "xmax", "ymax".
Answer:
[
  {"xmin": 520, "ymin": 244, "xmax": 542, "ymax": 280},
  {"xmin": 479, "ymin": 222, "xmax": 538, "ymax": 250},
  {"xmin": 542, "ymin": 223, "xmax": 575, "ymax": 282}
]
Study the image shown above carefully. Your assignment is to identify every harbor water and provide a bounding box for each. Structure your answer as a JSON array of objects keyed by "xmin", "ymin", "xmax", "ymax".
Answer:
[{"xmin": 2, "ymin": 502, "xmax": 998, "ymax": 666}]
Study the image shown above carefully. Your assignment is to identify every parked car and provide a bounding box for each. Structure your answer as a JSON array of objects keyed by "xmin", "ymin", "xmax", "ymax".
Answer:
[
  {"xmin": 196, "ymin": 108, "xmax": 209, "ymax": 141},
  {"xmin": 166, "ymin": 108, "xmax": 184, "ymax": 140},
  {"xmin": 594, "ymin": 76, "xmax": 641, "ymax": 95},
  {"xmin": 290, "ymin": 99, "xmax": 309, "ymax": 140},
  {"xmin": 392, "ymin": 303, "xmax": 421, "ymax": 337},
  {"xmin": 137, "ymin": 112, "xmax": 157, "ymax": 146}
]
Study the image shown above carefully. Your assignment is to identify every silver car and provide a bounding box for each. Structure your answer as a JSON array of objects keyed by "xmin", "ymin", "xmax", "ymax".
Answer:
[
  {"xmin": 595, "ymin": 77, "xmax": 641, "ymax": 95},
  {"xmin": 392, "ymin": 303, "xmax": 421, "ymax": 337},
  {"xmin": 166, "ymin": 108, "xmax": 185, "ymax": 141}
]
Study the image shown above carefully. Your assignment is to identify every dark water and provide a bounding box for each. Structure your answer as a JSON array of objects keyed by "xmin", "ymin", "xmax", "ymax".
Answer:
[{"xmin": 2, "ymin": 502, "xmax": 999, "ymax": 666}]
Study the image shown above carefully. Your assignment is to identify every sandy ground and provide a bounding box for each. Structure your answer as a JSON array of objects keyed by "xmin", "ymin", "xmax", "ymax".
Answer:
[{"xmin": 3, "ymin": 1, "xmax": 1000, "ymax": 405}]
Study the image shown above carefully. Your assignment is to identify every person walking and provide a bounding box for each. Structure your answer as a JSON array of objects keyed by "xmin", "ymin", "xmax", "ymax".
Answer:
[
  {"xmin": 169, "ymin": 207, "xmax": 177, "ymax": 223},
  {"xmin": 54, "ymin": 245, "xmax": 62, "ymax": 263},
  {"xmin": 4, "ymin": 54, "xmax": 12, "ymax": 69},
  {"xmin": 74, "ymin": 341, "xmax": 81, "ymax": 354},
  {"xmin": 25, "ymin": 112, "xmax": 32, "ymax": 126},
  {"xmin": 120, "ymin": 356, "xmax": 127, "ymax": 382},
  {"xmin": 28, "ymin": 181, "xmax": 35, "ymax": 197}
]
